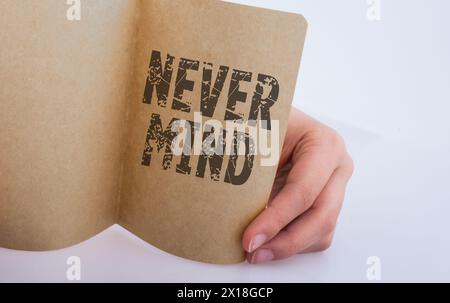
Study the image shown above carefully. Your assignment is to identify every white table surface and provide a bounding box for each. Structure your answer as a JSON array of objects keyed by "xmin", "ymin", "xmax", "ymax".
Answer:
[{"xmin": 1, "ymin": 0, "xmax": 449, "ymax": 282}]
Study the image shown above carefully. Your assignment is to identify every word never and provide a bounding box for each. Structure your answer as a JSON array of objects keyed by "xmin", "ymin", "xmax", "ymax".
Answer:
[{"xmin": 142, "ymin": 50, "xmax": 280, "ymax": 130}]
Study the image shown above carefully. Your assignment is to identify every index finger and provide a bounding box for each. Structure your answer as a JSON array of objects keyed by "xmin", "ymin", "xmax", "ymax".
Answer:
[{"xmin": 242, "ymin": 144, "xmax": 339, "ymax": 253}]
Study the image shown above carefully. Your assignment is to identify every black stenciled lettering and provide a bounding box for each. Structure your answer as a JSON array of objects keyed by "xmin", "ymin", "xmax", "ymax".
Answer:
[
  {"xmin": 175, "ymin": 120, "xmax": 197, "ymax": 175},
  {"xmin": 249, "ymin": 74, "xmax": 279, "ymax": 130},
  {"xmin": 141, "ymin": 113, "xmax": 179, "ymax": 169},
  {"xmin": 225, "ymin": 69, "xmax": 252, "ymax": 121},
  {"xmin": 224, "ymin": 130, "xmax": 255, "ymax": 186},
  {"xmin": 201, "ymin": 63, "xmax": 229, "ymax": 118},
  {"xmin": 172, "ymin": 58, "xmax": 200, "ymax": 113},
  {"xmin": 142, "ymin": 50, "xmax": 175, "ymax": 107},
  {"xmin": 196, "ymin": 128, "xmax": 226, "ymax": 181}
]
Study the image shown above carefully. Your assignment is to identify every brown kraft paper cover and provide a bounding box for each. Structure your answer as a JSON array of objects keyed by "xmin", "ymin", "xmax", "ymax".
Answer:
[
  {"xmin": 118, "ymin": 0, "xmax": 307, "ymax": 264},
  {"xmin": 0, "ymin": 0, "xmax": 137, "ymax": 250},
  {"xmin": 0, "ymin": 0, "xmax": 307, "ymax": 264}
]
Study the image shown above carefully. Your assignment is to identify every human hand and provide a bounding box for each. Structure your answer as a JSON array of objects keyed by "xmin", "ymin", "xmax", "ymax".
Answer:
[{"xmin": 243, "ymin": 107, "xmax": 354, "ymax": 264}]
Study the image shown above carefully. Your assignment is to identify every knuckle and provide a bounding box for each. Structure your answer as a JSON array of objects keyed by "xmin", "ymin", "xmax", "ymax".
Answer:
[
  {"xmin": 267, "ymin": 206, "xmax": 287, "ymax": 233},
  {"xmin": 317, "ymin": 236, "xmax": 333, "ymax": 251},
  {"xmin": 346, "ymin": 154, "xmax": 355, "ymax": 175},
  {"xmin": 341, "ymin": 152, "xmax": 354, "ymax": 176},
  {"xmin": 320, "ymin": 213, "xmax": 337, "ymax": 235},
  {"xmin": 296, "ymin": 184, "xmax": 316, "ymax": 208},
  {"xmin": 317, "ymin": 127, "xmax": 350, "ymax": 163},
  {"xmin": 323, "ymin": 127, "xmax": 344, "ymax": 150},
  {"xmin": 285, "ymin": 240, "xmax": 298, "ymax": 257}
]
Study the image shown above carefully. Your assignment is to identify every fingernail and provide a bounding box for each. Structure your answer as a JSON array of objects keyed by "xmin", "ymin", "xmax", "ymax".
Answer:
[
  {"xmin": 248, "ymin": 234, "xmax": 267, "ymax": 252},
  {"xmin": 251, "ymin": 249, "xmax": 274, "ymax": 264}
]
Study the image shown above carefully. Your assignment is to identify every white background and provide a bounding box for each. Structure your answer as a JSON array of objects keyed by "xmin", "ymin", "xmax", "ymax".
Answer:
[{"xmin": 1, "ymin": 0, "xmax": 450, "ymax": 282}]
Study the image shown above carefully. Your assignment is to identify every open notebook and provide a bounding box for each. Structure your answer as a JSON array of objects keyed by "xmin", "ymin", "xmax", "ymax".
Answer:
[{"xmin": 0, "ymin": 0, "xmax": 307, "ymax": 264}]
